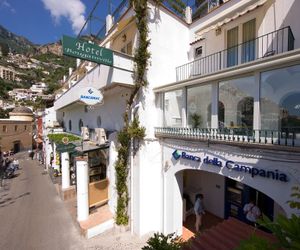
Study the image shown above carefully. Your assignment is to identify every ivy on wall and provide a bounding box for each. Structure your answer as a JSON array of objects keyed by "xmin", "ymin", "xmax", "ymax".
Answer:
[{"xmin": 115, "ymin": 0, "xmax": 186, "ymax": 226}]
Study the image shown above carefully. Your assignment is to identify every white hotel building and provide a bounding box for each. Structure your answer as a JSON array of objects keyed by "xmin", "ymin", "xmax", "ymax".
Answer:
[{"xmin": 48, "ymin": 0, "xmax": 300, "ymax": 239}]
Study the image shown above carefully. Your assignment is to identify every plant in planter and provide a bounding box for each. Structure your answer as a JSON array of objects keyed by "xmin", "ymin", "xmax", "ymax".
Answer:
[{"xmin": 190, "ymin": 113, "xmax": 202, "ymax": 128}]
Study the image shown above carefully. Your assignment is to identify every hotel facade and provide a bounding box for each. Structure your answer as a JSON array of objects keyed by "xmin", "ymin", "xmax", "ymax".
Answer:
[{"xmin": 46, "ymin": 0, "xmax": 300, "ymax": 238}]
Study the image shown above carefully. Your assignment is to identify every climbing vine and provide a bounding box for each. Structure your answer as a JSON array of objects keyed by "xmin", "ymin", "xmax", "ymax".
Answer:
[
  {"xmin": 115, "ymin": 0, "xmax": 151, "ymax": 225},
  {"xmin": 115, "ymin": 0, "xmax": 186, "ymax": 226}
]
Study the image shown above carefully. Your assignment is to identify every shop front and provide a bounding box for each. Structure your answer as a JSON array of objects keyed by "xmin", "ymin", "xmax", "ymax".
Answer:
[
  {"xmin": 87, "ymin": 148, "xmax": 109, "ymax": 208},
  {"xmin": 162, "ymin": 139, "xmax": 299, "ymax": 236}
]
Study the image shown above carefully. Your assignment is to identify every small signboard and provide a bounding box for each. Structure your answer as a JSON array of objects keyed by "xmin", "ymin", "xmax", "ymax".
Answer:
[
  {"xmin": 56, "ymin": 143, "xmax": 77, "ymax": 153},
  {"xmin": 79, "ymin": 87, "xmax": 104, "ymax": 106},
  {"xmin": 62, "ymin": 35, "xmax": 113, "ymax": 66}
]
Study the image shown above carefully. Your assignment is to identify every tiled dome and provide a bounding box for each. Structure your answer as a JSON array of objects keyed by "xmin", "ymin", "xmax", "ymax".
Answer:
[{"xmin": 11, "ymin": 106, "xmax": 33, "ymax": 114}]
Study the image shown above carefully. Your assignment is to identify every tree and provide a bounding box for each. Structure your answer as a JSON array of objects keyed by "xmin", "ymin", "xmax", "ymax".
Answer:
[{"xmin": 0, "ymin": 42, "xmax": 9, "ymax": 57}]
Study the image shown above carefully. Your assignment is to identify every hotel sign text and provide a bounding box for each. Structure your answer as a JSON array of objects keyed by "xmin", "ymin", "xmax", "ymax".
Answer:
[{"xmin": 62, "ymin": 35, "xmax": 113, "ymax": 66}]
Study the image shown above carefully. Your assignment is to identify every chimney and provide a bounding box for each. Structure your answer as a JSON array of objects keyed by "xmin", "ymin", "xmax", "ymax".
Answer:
[
  {"xmin": 106, "ymin": 14, "xmax": 113, "ymax": 35},
  {"xmin": 76, "ymin": 58, "xmax": 81, "ymax": 68},
  {"xmin": 69, "ymin": 68, "xmax": 73, "ymax": 76},
  {"xmin": 185, "ymin": 6, "xmax": 192, "ymax": 24}
]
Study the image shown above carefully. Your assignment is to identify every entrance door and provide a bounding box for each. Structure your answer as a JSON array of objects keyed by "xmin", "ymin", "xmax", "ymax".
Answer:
[
  {"xmin": 225, "ymin": 178, "xmax": 274, "ymax": 222},
  {"xmin": 242, "ymin": 19, "xmax": 256, "ymax": 63},
  {"xmin": 13, "ymin": 142, "xmax": 20, "ymax": 153},
  {"xmin": 227, "ymin": 27, "xmax": 239, "ymax": 67}
]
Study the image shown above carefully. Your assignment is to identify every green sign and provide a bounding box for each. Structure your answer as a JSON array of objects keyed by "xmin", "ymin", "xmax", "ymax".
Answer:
[
  {"xmin": 56, "ymin": 143, "xmax": 77, "ymax": 153},
  {"xmin": 62, "ymin": 35, "xmax": 113, "ymax": 66}
]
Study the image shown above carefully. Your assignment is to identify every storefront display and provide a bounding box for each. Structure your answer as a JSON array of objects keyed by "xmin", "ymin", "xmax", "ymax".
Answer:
[{"xmin": 88, "ymin": 148, "xmax": 109, "ymax": 207}]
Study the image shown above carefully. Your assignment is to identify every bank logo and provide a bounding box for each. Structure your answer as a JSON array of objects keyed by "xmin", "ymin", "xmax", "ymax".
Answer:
[
  {"xmin": 88, "ymin": 88, "xmax": 93, "ymax": 94},
  {"xmin": 172, "ymin": 150, "xmax": 181, "ymax": 160}
]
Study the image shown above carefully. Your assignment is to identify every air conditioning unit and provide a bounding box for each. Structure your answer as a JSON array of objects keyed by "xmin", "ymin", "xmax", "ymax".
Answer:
[
  {"xmin": 81, "ymin": 126, "xmax": 90, "ymax": 141},
  {"xmin": 95, "ymin": 128, "xmax": 107, "ymax": 145}
]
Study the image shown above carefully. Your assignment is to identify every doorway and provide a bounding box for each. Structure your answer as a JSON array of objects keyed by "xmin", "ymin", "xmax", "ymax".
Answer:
[
  {"xmin": 225, "ymin": 178, "xmax": 274, "ymax": 222},
  {"xmin": 13, "ymin": 141, "xmax": 20, "ymax": 153}
]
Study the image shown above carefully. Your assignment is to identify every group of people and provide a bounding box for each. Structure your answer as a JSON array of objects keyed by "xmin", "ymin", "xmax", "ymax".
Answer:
[
  {"xmin": 193, "ymin": 194, "xmax": 261, "ymax": 233},
  {"xmin": 0, "ymin": 156, "xmax": 20, "ymax": 182}
]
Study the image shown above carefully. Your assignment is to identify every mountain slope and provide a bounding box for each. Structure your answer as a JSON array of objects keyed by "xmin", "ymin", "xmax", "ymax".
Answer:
[{"xmin": 0, "ymin": 25, "xmax": 36, "ymax": 54}]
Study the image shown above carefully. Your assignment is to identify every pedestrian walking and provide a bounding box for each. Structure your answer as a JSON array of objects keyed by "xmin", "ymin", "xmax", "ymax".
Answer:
[{"xmin": 194, "ymin": 193, "xmax": 205, "ymax": 232}]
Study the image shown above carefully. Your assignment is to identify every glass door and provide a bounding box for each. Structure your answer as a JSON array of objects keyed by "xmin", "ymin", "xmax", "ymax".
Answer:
[
  {"xmin": 227, "ymin": 27, "xmax": 239, "ymax": 67},
  {"xmin": 242, "ymin": 19, "xmax": 256, "ymax": 63}
]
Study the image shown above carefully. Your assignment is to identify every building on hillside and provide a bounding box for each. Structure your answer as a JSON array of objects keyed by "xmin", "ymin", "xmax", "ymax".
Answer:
[
  {"xmin": 45, "ymin": 0, "xmax": 300, "ymax": 241},
  {"xmin": 0, "ymin": 65, "xmax": 16, "ymax": 81},
  {"xmin": 0, "ymin": 106, "xmax": 33, "ymax": 153},
  {"xmin": 30, "ymin": 82, "xmax": 48, "ymax": 94}
]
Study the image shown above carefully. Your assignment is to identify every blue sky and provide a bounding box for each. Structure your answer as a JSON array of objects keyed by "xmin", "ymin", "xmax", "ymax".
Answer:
[{"xmin": 0, "ymin": 0, "xmax": 122, "ymax": 45}]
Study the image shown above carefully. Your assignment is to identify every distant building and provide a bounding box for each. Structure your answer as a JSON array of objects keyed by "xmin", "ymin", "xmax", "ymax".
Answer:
[
  {"xmin": 0, "ymin": 65, "xmax": 16, "ymax": 81},
  {"xmin": 0, "ymin": 106, "xmax": 33, "ymax": 152}
]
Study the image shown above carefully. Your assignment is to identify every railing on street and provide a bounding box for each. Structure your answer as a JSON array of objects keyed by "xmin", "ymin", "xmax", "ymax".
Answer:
[
  {"xmin": 154, "ymin": 127, "xmax": 300, "ymax": 148},
  {"xmin": 176, "ymin": 26, "xmax": 295, "ymax": 81}
]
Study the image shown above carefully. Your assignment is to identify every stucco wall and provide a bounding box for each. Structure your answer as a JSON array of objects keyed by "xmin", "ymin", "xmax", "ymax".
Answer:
[{"xmin": 162, "ymin": 139, "xmax": 300, "ymax": 235}]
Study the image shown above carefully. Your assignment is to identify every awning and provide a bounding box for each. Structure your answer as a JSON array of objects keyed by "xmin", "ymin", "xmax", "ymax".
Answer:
[{"xmin": 192, "ymin": 0, "xmax": 267, "ymax": 42}]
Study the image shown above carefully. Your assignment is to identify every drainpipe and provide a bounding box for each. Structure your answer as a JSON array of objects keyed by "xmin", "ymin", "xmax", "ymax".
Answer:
[{"xmin": 130, "ymin": 103, "xmax": 141, "ymax": 234}]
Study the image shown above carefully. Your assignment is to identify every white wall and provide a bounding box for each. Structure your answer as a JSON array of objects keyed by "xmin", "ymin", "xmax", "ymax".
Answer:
[
  {"xmin": 133, "ymin": 140, "xmax": 163, "ymax": 236},
  {"xmin": 59, "ymin": 87, "xmax": 131, "ymax": 135},
  {"xmin": 186, "ymin": 170, "xmax": 225, "ymax": 218},
  {"xmin": 163, "ymin": 139, "xmax": 300, "ymax": 235}
]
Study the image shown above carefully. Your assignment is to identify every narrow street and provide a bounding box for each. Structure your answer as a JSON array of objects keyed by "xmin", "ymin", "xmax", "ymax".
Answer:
[
  {"xmin": 0, "ymin": 152, "xmax": 84, "ymax": 250},
  {"xmin": 0, "ymin": 152, "xmax": 148, "ymax": 250}
]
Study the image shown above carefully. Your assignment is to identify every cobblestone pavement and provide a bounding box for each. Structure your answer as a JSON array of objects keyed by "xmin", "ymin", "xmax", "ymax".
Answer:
[{"xmin": 0, "ymin": 152, "xmax": 148, "ymax": 250}]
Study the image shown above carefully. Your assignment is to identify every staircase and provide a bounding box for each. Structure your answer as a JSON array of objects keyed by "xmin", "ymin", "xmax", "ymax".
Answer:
[{"xmin": 184, "ymin": 217, "xmax": 276, "ymax": 250}]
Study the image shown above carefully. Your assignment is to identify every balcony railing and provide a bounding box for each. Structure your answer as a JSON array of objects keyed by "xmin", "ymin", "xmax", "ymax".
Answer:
[
  {"xmin": 155, "ymin": 127, "xmax": 300, "ymax": 148},
  {"xmin": 176, "ymin": 26, "xmax": 295, "ymax": 82}
]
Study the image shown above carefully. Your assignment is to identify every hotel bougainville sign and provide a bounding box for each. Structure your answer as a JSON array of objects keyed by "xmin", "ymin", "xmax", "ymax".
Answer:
[{"xmin": 62, "ymin": 35, "xmax": 113, "ymax": 66}]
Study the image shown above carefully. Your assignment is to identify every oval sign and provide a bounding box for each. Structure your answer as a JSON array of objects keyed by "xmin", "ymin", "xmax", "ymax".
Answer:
[{"xmin": 79, "ymin": 87, "xmax": 103, "ymax": 106}]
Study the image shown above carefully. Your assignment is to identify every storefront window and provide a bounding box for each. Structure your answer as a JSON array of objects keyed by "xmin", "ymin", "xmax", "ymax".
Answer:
[
  {"xmin": 261, "ymin": 65, "xmax": 300, "ymax": 131},
  {"xmin": 164, "ymin": 89, "xmax": 183, "ymax": 127},
  {"xmin": 219, "ymin": 76, "xmax": 255, "ymax": 129},
  {"xmin": 187, "ymin": 84, "xmax": 212, "ymax": 128}
]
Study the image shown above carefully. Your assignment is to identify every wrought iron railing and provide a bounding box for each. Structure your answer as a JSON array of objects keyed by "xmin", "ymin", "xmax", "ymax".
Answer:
[
  {"xmin": 155, "ymin": 127, "xmax": 300, "ymax": 148},
  {"xmin": 176, "ymin": 26, "xmax": 295, "ymax": 81}
]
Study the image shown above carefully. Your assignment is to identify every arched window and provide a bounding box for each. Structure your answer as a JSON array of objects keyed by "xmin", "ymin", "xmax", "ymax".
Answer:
[
  {"xmin": 78, "ymin": 119, "xmax": 83, "ymax": 132},
  {"xmin": 68, "ymin": 120, "xmax": 72, "ymax": 131}
]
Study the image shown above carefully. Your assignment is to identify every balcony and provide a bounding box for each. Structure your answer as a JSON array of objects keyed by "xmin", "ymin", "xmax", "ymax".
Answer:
[
  {"xmin": 155, "ymin": 127, "xmax": 300, "ymax": 149},
  {"xmin": 54, "ymin": 52, "xmax": 134, "ymax": 111},
  {"xmin": 176, "ymin": 26, "xmax": 295, "ymax": 82}
]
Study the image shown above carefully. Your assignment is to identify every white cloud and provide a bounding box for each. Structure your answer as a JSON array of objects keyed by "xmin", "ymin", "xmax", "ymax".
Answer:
[
  {"xmin": 41, "ymin": 0, "xmax": 86, "ymax": 34},
  {"xmin": 0, "ymin": 0, "xmax": 16, "ymax": 13}
]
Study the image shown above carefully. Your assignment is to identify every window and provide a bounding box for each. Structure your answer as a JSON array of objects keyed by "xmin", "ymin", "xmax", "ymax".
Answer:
[
  {"xmin": 69, "ymin": 120, "xmax": 72, "ymax": 131},
  {"xmin": 15, "ymin": 125, "xmax": 18, "ymax": 131},
  {"xmin": 24, "ymin": 125, "xmax": 27, "ymax": 130},
  {"xmin": 195, "ymin": 46, "xmax": 203, "ymax": 58},
  {"xmin": 242, "ymin": 19, "xmax": 256, "ymax": 63},
  {"xmin": 84, "ymin": 106, "xmax": 88, "ymax": 113},
  {"xmin": 78, "ymin": 119, "xmax": 83, "ymax": 132},
  {"xmin": 219, "ymin": 76, "xmax": 255, "ymax": 129},
  {"xmin": 97, "ymin": 116, "xmax": 102, "ymax": 127},
  {"xmin": 261, "ymin": 65, "xmax": 300, "ymax": 132},
  {"xmin": 164, "ymin": 90, "xmax": 183, "ymax": 127},
  {"xmin": 227, "ymin": 26, "xmax": 238, "ymax": 67},
  {"xmin": 121, "ymin": 41, "xmax": 133, "ymax": 55},
  {"xmin": 187, "ymin": 84, "xmax": 212, "ymax": 128},
  {"xmin": 3, "ymin": 125, "xmax": 6, "ymax": 132}
]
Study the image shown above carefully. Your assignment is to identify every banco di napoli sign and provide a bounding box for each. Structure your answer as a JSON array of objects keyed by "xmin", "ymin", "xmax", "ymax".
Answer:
[{"xmin": 62, "ymin": 35, "xmax": 113, "ymax": 66}]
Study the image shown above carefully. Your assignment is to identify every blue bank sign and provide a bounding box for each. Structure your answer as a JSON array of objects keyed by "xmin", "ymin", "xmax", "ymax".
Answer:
[
  {"xmin": 172, "ymin": 150, "xmax": 288, "ymax": 182},
  {"xmin": 79, "ymin": 87, "xmax": 103, "ymax": 105}
]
